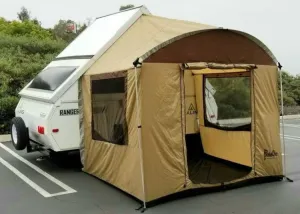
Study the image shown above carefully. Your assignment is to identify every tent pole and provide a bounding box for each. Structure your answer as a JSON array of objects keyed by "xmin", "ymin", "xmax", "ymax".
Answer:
[
  {"xmin": 134, "ymin": 66, "xmax": 147, "ymax": 210},
  {"xmin": 279, "ymin": 63, "xmax": 286, "ymax": 175},
  {"xmin": 278, "ymin": 62, "xmax": 292, "ymax": 182}
]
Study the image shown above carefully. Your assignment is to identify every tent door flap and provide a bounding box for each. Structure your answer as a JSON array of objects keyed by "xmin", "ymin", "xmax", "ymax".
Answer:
[{"xmin": 192, "ymin": 68, "xmax": 252, "ymax": 167}]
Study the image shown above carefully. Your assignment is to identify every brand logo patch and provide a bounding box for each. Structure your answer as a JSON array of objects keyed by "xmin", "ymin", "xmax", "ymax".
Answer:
[
  {"xmin": 60, "ymin": 109, "xmax": 79, "ymax": 116},
  {"xmin": 264, "ymin": 149, "xmax": 278, "ymax": 160},
  {"xmin": 187, "ymin": 103, "xmax": 197, "ymax": 115}
]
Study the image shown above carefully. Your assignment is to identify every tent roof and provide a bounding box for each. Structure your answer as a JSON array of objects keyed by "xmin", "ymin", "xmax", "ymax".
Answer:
[
  {"xmin": 80, "ymin": 5, "xmax": 277, "ymax": 76},
  {"xmin": 85, "ymin": 14, "xmax": 215, "ymax": 76},
  {"xmin": 138, "ymin": 28, "xmax": 278, "ymax": 65}
]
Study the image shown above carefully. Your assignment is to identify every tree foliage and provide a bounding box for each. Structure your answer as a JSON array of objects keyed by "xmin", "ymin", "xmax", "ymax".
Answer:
[
  {"xmin": 17, "ymin": 6, "xmax": 41, "ymax": 26},
  {"xmin": 52, "ymin": 19, "xmax": 87, "ymax": 43},
  {"xmin": 119, "ymin": 4, "xmax": 135, "ymax": 11},
  {"xmin": 17, "ymin": 6, "xmax": 31, "ymax": 22},
  {"xmin": 0, "ymin": 32, "xmax": 67, "ymax": 133},
  {"xmin": 207, "ymin": 70, "xmax": 300, "ymax": 122},
  {"xmin": 208, "ymin": 77, "xmax": 251, "ymax": 120},
  {"xmin": 0, "ymin": 18, "xmax": 53, "ymax": 39},
  {"xmin": 0, "ymin": 7, "xmax": 69, "ymax": 134},
  {"xmin": 278, "ymin": 71, "xmax": 300, "ymax": 106}
]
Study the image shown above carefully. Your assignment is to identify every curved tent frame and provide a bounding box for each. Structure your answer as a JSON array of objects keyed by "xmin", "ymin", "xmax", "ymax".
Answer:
[{"xmin": 137, "ymin": 28, "xmax": 278, "ymax": 65}]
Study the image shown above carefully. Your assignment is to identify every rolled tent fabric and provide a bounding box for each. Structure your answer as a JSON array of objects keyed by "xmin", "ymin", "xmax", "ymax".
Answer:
[
  {"xmin": 78, "ymin": 77, "xmax": 85, "ymax": 166},
  {"xmin": 253, "ymin": 65, "xmax": 283, "ymax": 176}
]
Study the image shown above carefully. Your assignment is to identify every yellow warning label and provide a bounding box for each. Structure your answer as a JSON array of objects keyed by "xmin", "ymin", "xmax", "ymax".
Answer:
[{"xmin": 187, "ymin": 103, "xmax": 197, "ymax": 115}]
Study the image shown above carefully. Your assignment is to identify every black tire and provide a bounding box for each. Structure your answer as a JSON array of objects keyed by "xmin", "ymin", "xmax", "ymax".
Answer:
[{"xmin": 10, "ymin": 117, "xmax": 29, "ymax": 150}]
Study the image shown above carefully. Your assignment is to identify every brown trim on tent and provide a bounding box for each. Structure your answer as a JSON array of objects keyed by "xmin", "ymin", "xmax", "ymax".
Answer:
[
  {"xmin": 90, "ymin": 70, "xmax": 128, "ymax": 80},
  {"xmin": 90, "ymin": 71, "xmax": 129, "ymax": 145},
  {"xmin": 144, "ymin": 30, "xmax": 276, "ymax": 65},
  {"xmin": 204, "ymin": 71, "xmax": 251, "ymax": 78}
]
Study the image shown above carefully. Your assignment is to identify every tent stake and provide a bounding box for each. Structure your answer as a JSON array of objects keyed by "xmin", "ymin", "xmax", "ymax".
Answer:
[{"xmin": 134, "ymin": 65, "xmax": 147, "ymax": 209}]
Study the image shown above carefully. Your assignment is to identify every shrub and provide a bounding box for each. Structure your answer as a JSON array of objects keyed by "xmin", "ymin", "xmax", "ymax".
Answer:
[
  {"xmin": 0, "ymin": 96, "xmax": 19, "ymax": 134},
  {"xmin": 0, "ymin": 33, "xmax": 67, "ymax": 134}
]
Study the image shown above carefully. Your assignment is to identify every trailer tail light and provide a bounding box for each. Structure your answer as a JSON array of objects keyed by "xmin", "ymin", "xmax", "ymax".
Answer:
[
  {"xmin": 52, "ymin": 129, "xmax": 59, "ymax": 133},
  {"xmin": 38, "ymin": 126, "xmax": 45, "ymax": 134}
]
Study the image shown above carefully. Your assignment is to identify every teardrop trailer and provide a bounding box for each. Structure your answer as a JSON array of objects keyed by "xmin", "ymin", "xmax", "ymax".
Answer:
[
  {"xmin": 10, "ymin": 5, "xmax": 289, "ymax": 208},
  {"xmin": 10, "ymin": 63, "xmax": 84, "ymax": 155},
  {"xmin": 10, "ymin": 6, "xmax": 151, "ymax": 155}
]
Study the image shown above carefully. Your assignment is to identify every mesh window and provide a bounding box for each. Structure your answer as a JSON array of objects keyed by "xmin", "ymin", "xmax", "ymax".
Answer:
[
  {"xmin": 91, "ymin": 77, "xmax": 127, "ymax": 145},
  {"xmin": 28, "ymin": 66, "xmax": 77, "ymax": 91},
  {"xmin": 204, "ymin": 75, "xmax": 251, "ymax": 131}
]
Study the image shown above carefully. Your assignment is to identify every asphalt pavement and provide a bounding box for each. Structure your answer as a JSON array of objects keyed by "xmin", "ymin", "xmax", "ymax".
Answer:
[{"xmin": 0, "ymin": 120, "xmax": 300, "ymax": 214}]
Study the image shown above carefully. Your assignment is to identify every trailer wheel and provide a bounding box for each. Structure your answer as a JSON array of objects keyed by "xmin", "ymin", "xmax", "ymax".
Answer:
[{"xmin": 10, "ymin": 117, "xmax": 29, "ymax": 150}]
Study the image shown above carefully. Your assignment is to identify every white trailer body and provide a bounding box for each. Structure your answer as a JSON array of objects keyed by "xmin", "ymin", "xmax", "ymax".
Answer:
[{"xmin": 10, "ymin": 6, "xmax": 150, "ymax": 154}]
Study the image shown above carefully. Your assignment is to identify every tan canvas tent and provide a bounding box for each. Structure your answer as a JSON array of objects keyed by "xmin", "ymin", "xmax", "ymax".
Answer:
[{"xmin": 77, "ymin": 5, "xmax": 284, "ymax": 208}]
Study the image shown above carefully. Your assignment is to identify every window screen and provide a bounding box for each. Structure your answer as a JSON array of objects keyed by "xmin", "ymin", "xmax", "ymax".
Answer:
[
  {"xmin": 91, "ymin": 77, "xmax": 127, "ymax": 145},
  {"xmin": 28, "ymin": 66, "xmax": 77, "ymax": 91},
  {"xmin": 204, "ymin": 75, "xmax": 251, "ymax": 131}
]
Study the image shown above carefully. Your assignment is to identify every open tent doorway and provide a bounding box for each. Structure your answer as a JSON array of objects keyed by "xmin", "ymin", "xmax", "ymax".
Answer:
[{"xmin": 184, "ymin": 65, "xmax": 253, "ymax": 184}]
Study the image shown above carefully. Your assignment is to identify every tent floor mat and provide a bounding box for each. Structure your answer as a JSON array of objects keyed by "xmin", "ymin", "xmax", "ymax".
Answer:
[{"xmin": 188, "ymin": 154, "xmax": 252, "ymax": 184}]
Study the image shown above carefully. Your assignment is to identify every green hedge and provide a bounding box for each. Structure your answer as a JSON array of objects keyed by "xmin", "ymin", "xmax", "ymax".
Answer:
[
  {"xmin": 0, "ymin": 96, "xmax": 19, "ymax": 134},
  {"xmin": 0, "ymin": 33, "xmax": 67, "ymax": 134}
]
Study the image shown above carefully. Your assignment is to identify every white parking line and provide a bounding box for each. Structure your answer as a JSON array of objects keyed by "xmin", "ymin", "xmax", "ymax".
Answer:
[
  {"xmin": 0, "ymin": 157, "xmax": 52, "ymax": 197},
  {"xmin": 280, "ymin": 134, "xmax": 300, "ymax": 144},
  {"xmin": 281, "ymin": 134, "xmax": 300, "ymax": 140},
  {"xmin": 283, "ymin": 134, "xmax": 300, "ymax": 139},
  {"xmin": 284, "ymin": 137, "xmax": 300, "ymax": 141},
  {"xmin": 0, "ymin": 143, "xmax": 77, "ymax": 198},
  {"xmin": 281, "ymin": 123, "xmax": 300, "ymax": 128}
]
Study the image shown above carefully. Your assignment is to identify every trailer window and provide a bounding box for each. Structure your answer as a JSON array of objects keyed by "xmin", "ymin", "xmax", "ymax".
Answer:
[
  {"xmin": 91, "ymin": 77, "xmax": 127, "ymax": 145},
  {"xmin": 204, "ymin": 75, "xmax": 251, "ymax": 131},
  {"xmin": 28, "ymin": 66, "xmax": 77, "ymax": 91}
]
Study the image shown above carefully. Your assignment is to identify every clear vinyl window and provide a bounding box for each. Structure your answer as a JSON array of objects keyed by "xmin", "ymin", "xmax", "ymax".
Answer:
[
  {"xmin": 91, "ymin": 77, "xmax": 127, "ymax": 145},
  {"xmin": 204, "ymin": 74, "xmax": 251, "ymax": 131}
]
